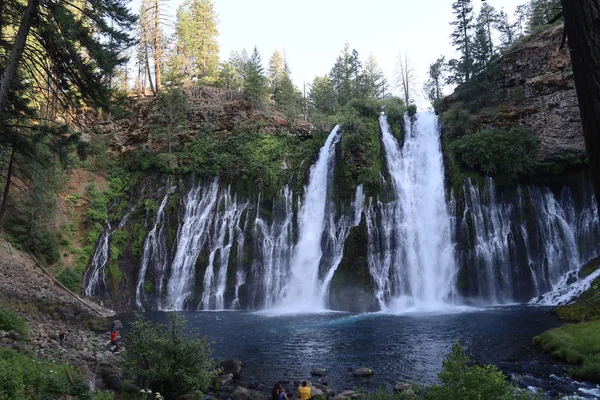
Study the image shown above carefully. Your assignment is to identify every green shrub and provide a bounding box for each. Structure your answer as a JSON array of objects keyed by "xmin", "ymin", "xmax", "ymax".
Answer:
[
  {"xmin": 0, "ymin": 309, "xmax": 28, "ymax": 338},
  {"xmin": 56, "ymin": 268, "xmax": 83, "ymax": 293},
  {"xmin": 0, "ymin": 348, "xmax": 93, "ymax": 400},
  {"xmin": 124, "ymin": 313, "xmax": 220, "ymax": 398},
  {"xmin": 440, "ymin": 106, "xmax": 473, "ymax": 140},
  {"xmin": 449, "ymin": 126, "xmax": 539, "ymax": 179},
  {"xmin": 534, "ymin": 320, "xmax": 600, "ymax": 382}
]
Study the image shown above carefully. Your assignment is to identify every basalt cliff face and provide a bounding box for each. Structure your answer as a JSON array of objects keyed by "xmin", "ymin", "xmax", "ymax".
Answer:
[{"xmin": 444, "ymin": 24, "xmax": 585, "ymax": 163}]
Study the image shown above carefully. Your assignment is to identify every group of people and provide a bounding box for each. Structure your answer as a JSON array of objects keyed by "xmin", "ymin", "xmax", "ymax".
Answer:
[
  {"xmin": 272, "ymin": 381, "xmax": 311, "ymax": 400},
  {"xmin": 57, "ymin": 320, "xmax": 121, "ymax": 353}
]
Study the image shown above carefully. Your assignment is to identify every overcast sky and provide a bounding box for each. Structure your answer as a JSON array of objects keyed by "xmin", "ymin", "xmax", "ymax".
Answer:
[{"xmin": 153, "ymin": 0, "xmax": 528, "ymax": 107}]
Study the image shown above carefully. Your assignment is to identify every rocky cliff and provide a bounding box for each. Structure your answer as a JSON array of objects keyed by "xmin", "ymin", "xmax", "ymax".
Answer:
[{"xmin": 443, "ymin": 24, "xmax": 585, "ymax": 166}]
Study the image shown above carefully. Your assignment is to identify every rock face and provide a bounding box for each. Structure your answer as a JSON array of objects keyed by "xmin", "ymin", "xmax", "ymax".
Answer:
[{"xmin": 444, "ymin": 24, "xmax": 585, "ymax": 162}]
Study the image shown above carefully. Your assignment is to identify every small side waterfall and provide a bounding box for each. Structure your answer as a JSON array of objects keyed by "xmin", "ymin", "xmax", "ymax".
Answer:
[
  {"xmin": 279, "ymin": 125, "xmax": 341, "ymax": 311},
  {"xmin": 135, "ymin": 186, "xmax": 175, "ymax": 310},
  {"xmin": 376, "ymin": 113, "xmax": 457, "ymax": 310},
  {"xmin": 83, "ymin": 208, "xmax": 132, "ymax": 296},
  {"xmin": 166, "ymin": 180, "xmax": 220, "ymax": 310}
]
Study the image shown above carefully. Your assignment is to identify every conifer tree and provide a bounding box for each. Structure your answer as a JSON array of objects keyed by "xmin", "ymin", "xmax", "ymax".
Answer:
[
  {"xmin": 363, "ymin": 54, "xmax": 387, "ymax": 99},
  {"xmin": 424, "ymin": 56, "xmax": 446, "ymax": 106},
  {"xmin": 529, "ymin": 0, "xmax": 561, "ymax": 29},
  {"xmin": 449, "ymin": 0, "xmax": 475, "ymax": 84},
  {"xmin": 276, "ymin": 63, "xmax": 302, "ymax": 122},
  {"xmin": 329, "ymin": 43, "xmax": 354, "ymax": 106},
  {"xmin": 495, "ymin": 9, "xmax": 517, "ymax": 48},
  {"xmin": 243, "ymin": 47, "xmax": 268, "ymax": 107},
  {"xmin": 267, "ymin": 50, "xmax": 285, "ymax": 102},
  {"xmin": 175, "ymin": 0, "xmax": 219, "ymax": 83},
  {"xmin": 309, "ymin": 75, "xmax": 337, "ymax": 116}
]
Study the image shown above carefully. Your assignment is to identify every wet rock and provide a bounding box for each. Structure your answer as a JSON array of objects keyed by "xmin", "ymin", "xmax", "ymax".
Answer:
[
  {"xmin": 123, "ymin": 382, "xmax": 140, "ymax": 393},
  {"xmin": 231, "ymin": 386, "xmax": 250, "ymax": 400},
  {"xmin": 311, "ymin": 368, "xmax": 327, "ymax": 376},
  {"xmin": 394, "ymin": 383, "xmax": 411, "ymax": 392},
  {"xmin": 104, "ymin": 374, "xmax": 123, "ymax": 391},
  {"xmin": 219, "ymin": 373, "xmax": 234, "ymax": 386},
  {"xmin": 313, "ymin": 383, "xmax": 333, "ymax": 395},
  {"xmin": 7, "ymin": 331, "xmax": 23, "ymax": 341},
  {"xmin": 100, "ymin": 367, "xmax": 114, "ymax": 378},
  {"xmin": 221, "ymin": 359, "xmax": 243, "ymax": 378},
  {"xmin": 95, "ymin": 379, "xmax": 106, "ymax": 390},
  {"xmin": 352, "ymin": 368, "xmax": 373, "ymax": 377}
]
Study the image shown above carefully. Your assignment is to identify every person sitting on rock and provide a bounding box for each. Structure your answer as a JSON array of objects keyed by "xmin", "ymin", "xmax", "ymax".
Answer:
[
  {"xmin": 110, "ymin": 330, "xmax": 119, "ymax": 352},
  {"xmin": 279, "ymin": 386, "xmax": 289, "ymax": 400},
  {"xmin": 272, "ymin": 383, "xmax": 283, "ymax": 400},
  {"xmin": 58, "ymin": 330, "xmax": 66, "ymax": 349},
  {"xmin": 298, "ymin": 381, "xmax": 311, "ymax": 400}
]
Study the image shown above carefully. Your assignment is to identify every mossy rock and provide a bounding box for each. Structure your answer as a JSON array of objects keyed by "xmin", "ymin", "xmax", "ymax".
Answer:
[
  {"xmin": 554, "ymin": 276, "xmax": 600, "ymax": 322},
  {"xmin": 579, "ymin": 256, "xmax": 600, "ymax": 279}
]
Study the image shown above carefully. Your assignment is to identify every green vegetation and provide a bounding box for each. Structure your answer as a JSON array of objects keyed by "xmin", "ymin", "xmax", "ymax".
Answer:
[
  {"xmin": 362, "ymin": 343, "xmax": 540, "ymax": 400},
  {"xmin": 0, "ymin": 310, "xmax": 28, "ymax": 338},
  {"xmin": 449, "ymin": 127, "xmax": 539, "ymax": 179},
  {"xmin": 534, "ymin": 320, "xmax": 600, "ymax": 382},
  {"xmin": 579, "ymin": 256, "xmax": 600, "ymax": 279},
  {"xmin": 554, "ymin": 275, "xmax": 600, "ymax": 322},
  {"xmin": 0, "ymin": 348, "xmax": 110, "ymax": 400},
  {"xmin": 124, "ymin": 313, "xmax": 220, "ymax": 398},
  {"xmin": 56, "ymin": 268, "xmax": 83, "ymax": 293}
]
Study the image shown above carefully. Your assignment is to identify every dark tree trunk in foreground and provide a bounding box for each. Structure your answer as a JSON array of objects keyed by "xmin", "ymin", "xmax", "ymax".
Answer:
[
  {"xmin": 0, "ymin": 0, "xmax": 39, "ymax": 115},
  {"xmin": 0, "ymin": 147, "xmax": 16, "ymax": 229},
  {"xmin": 561, "ymin": 0, "xmax": 600, "ymax": 210}
]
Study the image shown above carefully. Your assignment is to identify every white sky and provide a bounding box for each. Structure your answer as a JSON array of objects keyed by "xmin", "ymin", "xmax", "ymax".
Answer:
[{"xmin": 147, "ymin": 0, "xmax": 527, "ymax": 106}]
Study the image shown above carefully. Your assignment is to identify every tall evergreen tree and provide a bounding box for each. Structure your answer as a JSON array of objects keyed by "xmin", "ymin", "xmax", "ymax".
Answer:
[
  {"xmin": 276, "ymin": 63, "xmax": 302, "ymax": 122},
  {"xmin": 514, "ymin": 4, "xmax": 531, "ymax": 37},
  {"xmin": 449, "ymin": 0, "xmax": 475, "ymax": 83},
  {"xmin": 243, "ymin": 47, "xmax": 268, "ymax": 107},
  {"xmin": 424, "ymin": 56, "xmax": 446, "ymax": 106},
  {"xmin": 529, "ymin": 0, "xmax": 561, "ymax": 29},
  {"xmin": 309, "ymin": 75, "xmax": 337, "ymax": 116},
  {"xmin": 267, "ymin": 50, "xmax": 285, "ymax": 102},
  {"xmin": 216, "ymin": 61, "xmax": 242, "ymax": 92},
  {"xmin": 329, "ymin": 43, "xmax": 354, "ymax": 106},
  {"xmin": 363, "ymin": 53, "xmax": 387, "ymax": 99},
  {"xmin": 495, "ymin": 9, "xmax": 517, "ymax": 48},
  {"xmin": 472, "ymin": 7, "xmax": 495, "ymax": 75},
  {"xmin": 175, "ymin": 0, "xmax": 219, "ymax": 83}
]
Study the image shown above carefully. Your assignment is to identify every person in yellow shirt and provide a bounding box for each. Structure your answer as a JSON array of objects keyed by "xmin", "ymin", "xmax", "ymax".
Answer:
[{"xmin": 298, "ymin": 381, "xmax": 311, "ymax": 400}]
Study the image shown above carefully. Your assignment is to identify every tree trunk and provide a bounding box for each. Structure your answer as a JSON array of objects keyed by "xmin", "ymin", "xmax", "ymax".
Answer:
[
  {"xmin": 0, "ymin": 147, "xmax": 16, "ymax": 229},
  {"xmin": 0, "ymin": 0, "xmax": 39, "ymax": 116},
  {"xmin": 145, "ymin": 43, "xmax": 155, "ymax": 95},
  {"xmin": 561, "ymin": 0, "xmax": 600, "ymax": 210},
  {"xmin": 153, "ymin": 0, "xmax": 161, "ymax": 92}
]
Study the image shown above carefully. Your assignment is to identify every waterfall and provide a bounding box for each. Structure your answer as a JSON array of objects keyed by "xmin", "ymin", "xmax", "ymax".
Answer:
[
  {"xmin": 135, "ymin": 186, "xmax": 175, "ymax": 310},
  {"xmin": 199, "ymin": 188, "xmax": 248, "ymax": 310},
  {"xmin": 254, "ymin": 187, "xmax": 295, "ymax": 308},
  {"xmin": 165, "ymin": 180, "xmax": 219, "ymax": 310},
  {"xmin": 278, "ymin": 125, "xmax": 341, "ymax": 311},
  {"xmin": 231, "ymin": 209, "xmax": 250, "ymax": 309},
  {"xmin": 83, "ymin": 208, "xmax": 133, "ymax": 297},
  {"xmin": 458, "ymin": 177, "xmax": 600, "ymax": 304},
  {"xmin": 377, "ymin": 113, "xmax": 457, "ymax": 310}
]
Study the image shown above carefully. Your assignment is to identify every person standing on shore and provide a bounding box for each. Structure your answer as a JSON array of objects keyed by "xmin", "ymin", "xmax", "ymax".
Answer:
[
  {"xmin": 58, "ymin": 330, "xmax": 66, "ymax": 349},
  {"xmin": 272, "ymin": 383, "xmax": 283, "ymax": 400}
]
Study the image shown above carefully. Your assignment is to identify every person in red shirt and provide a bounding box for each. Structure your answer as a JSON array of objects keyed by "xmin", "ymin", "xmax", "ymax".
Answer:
[{"xmin": 110, "ymin": 330, "xmax": 119, "ymax": 352}]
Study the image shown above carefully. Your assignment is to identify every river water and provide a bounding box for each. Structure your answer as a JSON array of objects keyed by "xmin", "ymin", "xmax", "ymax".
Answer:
[{"xmin": 121, "ymin": 305, "xmax": 600, "ymax": 399}]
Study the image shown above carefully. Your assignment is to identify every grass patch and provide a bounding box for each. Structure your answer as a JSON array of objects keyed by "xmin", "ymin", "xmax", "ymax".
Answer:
[
  {"xmin": 534, "ymin": 320, "xmax": 600, "ymax": 382},
  {"xmin": 0, "ymin": 309, "xmax": 28, "ymax": 338}
]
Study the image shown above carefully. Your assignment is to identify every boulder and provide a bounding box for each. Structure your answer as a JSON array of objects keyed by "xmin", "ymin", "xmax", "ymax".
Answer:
[
  {"xmin": 311, "ymin": 368, "xmax": 327, "ymax": 376},
  {"xmin": 394, "ymin": 383, "xmax": 411, "ymax": 392},
  {"xmin": 123, "ymin": 382, "xmax": 139, "ymax": 393},
  {"xmin": 104, "ymin": 374, "xmax": 123, "ymax": 391},
  {"xmin": 313, "ymin": 383, "xmax": 333, "ymax": 395},
  {"xmin": 352, "ymin": 368, "xmax": 373, "ymax": 377},
  {"xmin": 231, "ymin": 386, "xmax": 251, "ymax": 400},
  {"xmin": 219, "ymin": 373, "xmax": 234, "ymax": 387},
  {"xmin": 221, "ymin": 359, "xmax": 243, "ymax": 378},
  {"xmin": 7, "ymin": 331, "xmax": 23, "ymax": 341}
]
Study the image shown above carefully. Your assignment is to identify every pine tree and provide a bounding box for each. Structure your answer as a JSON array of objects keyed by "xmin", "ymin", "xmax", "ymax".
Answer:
[
  {"xmin": 243, "ymin": 47, "xmax": 268, "ymax": 107},
  {"xmin": 276, "ymin": 63, "xmax": 302, "ymax": 122},
  {"xmin": 309, "ymin": 75, "xmax": 337, "ymax": 116},
  {"xmin": 514, "ymin": 4, "xmax": 531, "ymax": 37},
  {"xmin": 449, "ymin": 0, "xmax": 475, "ymax": 83},
  {"xmin": 329, "ymin": 43, "xmax": 354, "ymax": 106},
  {"xmin": 216, "ymin": 61, "xmax": 242, "ymax": 92},
  {"xmin": 472, "ymin": 6, "xmax": 495, "ymax": 75},
  {"xmin": 495, "ymin": 9, "xmax": 518, "ymax": 49},
  {"xmin": 529, "ymin": 0, "xmax": 561, "ymax": 29},
  {"xmin": 267, "ymin": 50, "xmax": 285, "ymax": 102},
  {"xmin": 424, "ymin": 56, "xmax": 446, "ymax": 106},
  {"xmin": 175, "ymin": 0, "xmax": 219, "ymax": 83},
  {"xmin": 363, "ymin": 54, "xmax": 387, "ymax": 99}
]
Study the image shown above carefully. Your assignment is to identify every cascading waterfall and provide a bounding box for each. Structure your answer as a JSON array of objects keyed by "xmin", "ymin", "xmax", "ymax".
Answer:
[
  {"xmin": 231, "ymin": 210, "xmax": 250, "ymax": 309},
  {"xmin": 377, "ymin": 113, "xmax": 457, "ymax": 310},
  {"xmin": 458, "ymin": 177, "xmax": 600, "ymax": 303},
  {"xmin": 199, "ymin": 188, "xmax": 248, "ymax": 310},
  {"xmin": 166, "ymin": 180, "xmax": 220, "ymax": 310},
  {"xmin": 135, "ymin": 186, "xmax": 175, "ymax": 310},
  {"xmin": 254, "ymin": 187, "xmax": 295, "ymax": 308},
  {"xmin": 278, "ymin": 126, "xmax": 341, "ymax": 311},
  {"xmin": 83, "ymin": 208, "xmax": 133, "ymax": 297}
]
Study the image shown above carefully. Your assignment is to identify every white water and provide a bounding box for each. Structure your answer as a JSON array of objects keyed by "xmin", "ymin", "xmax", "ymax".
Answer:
[
  {"xmin": 199, "ymin": 188, "xmax": 247, "ymax": 310},
  {"xmin": 83, "ymin": 208, "xmax": 133, "ymax": 297},
  {"xmin": 135, "ymin": 186, "xmax": 175, "ymax": 310},
  {"xmin": 376, "ymin": 113, "xmax": 457, "ymax": 311},
  {"xmin": 277, "ymin": 125, "xmax": 341, "ymax": 312},
  {"xmin": 165, "ymin": 180, "xmax": 219, "ymax": 310}
]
